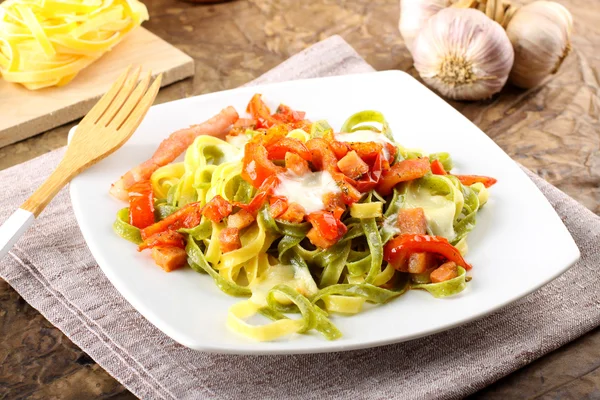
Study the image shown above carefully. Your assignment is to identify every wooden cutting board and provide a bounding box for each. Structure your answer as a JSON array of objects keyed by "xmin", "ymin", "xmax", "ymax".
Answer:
[{"xmin": 0, "ymin": 28, "xmax": 194, "ymax": 148}]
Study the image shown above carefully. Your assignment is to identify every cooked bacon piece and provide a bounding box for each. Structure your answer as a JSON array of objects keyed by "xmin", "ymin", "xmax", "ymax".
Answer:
[
  {"xmin": 139, "ymin": 230, "xmax": 185, "ymax": 251},
  {"xmin": 285, "ymin": 152, "xmax": 310, "ymax": 175},
  {"xmin": 269, "ymin": 196, "xmax": 289, "ymax": 219},
  {"xmin": 151, "ymin": 247, "xmax": 187, "ymax": 272},
  {"xmin": 430, "ymin": 261, "xmax": 458, "ymax": 283},
  {"xmin": 397, "ymin": 208, "xmax": 433, "ymax": 274},
  {"xmin": 227, "ymin": 209, "xmax": 255, "ymax": 230},
  {"xmin": 219, "ymin": 227, "xmax": 242, "ymax": 253},
  {"xmin": 110, "ymin": 107, "xmax": 239, "ymax": 200},
  {"xmin": 337, "ymin": 150, "xmax": 369, "ymax": 180},
  {"xmin": 277, "ymin": 202, "xmax": 306, "ymax": 223}
]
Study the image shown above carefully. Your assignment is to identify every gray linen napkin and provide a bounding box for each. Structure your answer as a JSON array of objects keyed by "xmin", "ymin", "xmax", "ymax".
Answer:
[{"xmin": 1, "ymin": 35, "xmax": 599, "ymax": 400}]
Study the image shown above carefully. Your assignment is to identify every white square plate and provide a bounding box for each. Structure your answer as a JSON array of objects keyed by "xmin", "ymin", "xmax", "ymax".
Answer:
[{"xmin": 70, "ymin": 71, "xmax": 580, "ymax": 355}]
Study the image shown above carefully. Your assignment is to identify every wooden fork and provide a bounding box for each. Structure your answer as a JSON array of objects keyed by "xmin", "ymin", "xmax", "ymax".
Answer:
[{"xmin": 0, "ymin": 66, "xmax": 162, "ymax": 259}]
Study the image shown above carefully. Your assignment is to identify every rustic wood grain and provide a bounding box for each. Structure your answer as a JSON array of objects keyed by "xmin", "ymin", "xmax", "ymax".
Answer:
[
  {"xmin": 1, "ymin": 0, "xmax": 599, "ymax": 398},
  {"xmin": 0, "ymin": 28, "xmax": 193, "ymax": 148}
]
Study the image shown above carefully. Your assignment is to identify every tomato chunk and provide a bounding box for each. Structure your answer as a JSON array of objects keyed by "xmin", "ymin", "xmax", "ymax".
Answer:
[
  {"xmin": 241, "ymin": 142, "xmax": 284, "ymax": 188},
  {"xmin": 219, "ymin": 227, "xmax": 242, "ymax": 253},
  {"xmin": 306, "ymin": 138, "xmax": 339, "ymax": 174},
  {"xmin": 246, "ymin": 94, "xmax": 279, "ymax": 129},
  {"xmin": 430, "ymin": 159, "xmax": 447, "ymax": 175},
  {"xmin": 349, "ymin": 142, "xmax": 383, "ymax": 164},
  {"xmin": 128, "ymin": 181, "xmax": 155, "ymax": 229},
  {"xmin": 202, "ymin": 195, "xmax": 233, "ymax": 223},
  {"xmin": 397, "ymin": 208, "xmax": 432, "ymax": 274},
  {"xmin": 235, "ymin": 175, "xmax": 279, "ymax": 216},
  {"xmin": 269, "ymin": 196, "xmax": 289, "ymax": 218},
  {"xmin": 337, "ymin": 150, "xmax": 369, "ymax": 180},
  {"xmin": 141, "ymin": 202, "xmax": 202, "ymax": 240},
  {"xmin": 266, "ymin": 137, "xmax": 312, "ymax": 161},
  {"xmin": 454, "ymin": 175, "xmax": 497, "ymax": 188},
  {"xmin": 273, "ymin": 103, "xmax": 306, "ymax": 124},
  {"xmin": 307, "ymin": 211, "xmax": 347, "ymax": 248},
  {"xmin": 151, "ymin": 247, "xmax": 187, "ymax": 272},
  {"xmin": 383, "ymin": 234, "xmax": 471, "ymax": 272},
  {"xmin": 376, "ymin": 157, "xmax": 430, "ymax": 196},
  {"xmin": 139, "ymin": 230, "xmax": 185, "ymax": 251}
]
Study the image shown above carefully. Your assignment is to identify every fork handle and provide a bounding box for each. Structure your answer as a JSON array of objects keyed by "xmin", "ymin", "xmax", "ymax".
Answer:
[
  {"xmin": 0, "ymin": 209, "xmax": 35, "ymax": 259},
  {"xmin": 0, "ymin": 161, "xmax": 73, "ymax": 259}
]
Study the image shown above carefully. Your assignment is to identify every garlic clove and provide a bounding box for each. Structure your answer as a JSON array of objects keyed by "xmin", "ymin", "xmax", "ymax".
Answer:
[
  {"xmin": 506, "ymin": 1, "xmax": 573, "ymax": 89},
  {"xmin": 399, "ymin": 0, "xmax": 451, "ymax": 53},
  {"xmin": 412, "ymin": 8, "xmax": 514, "ymax": 101}
]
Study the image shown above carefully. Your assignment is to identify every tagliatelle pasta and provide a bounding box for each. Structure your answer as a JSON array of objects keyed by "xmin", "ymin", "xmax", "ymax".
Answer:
[
  {"xmin": 111, "ymin": 94, "xmax": 497, "ymax": 342},
  {"xmin": 0, "ymin": 0, "xmax": 148, "ymax": 89}
]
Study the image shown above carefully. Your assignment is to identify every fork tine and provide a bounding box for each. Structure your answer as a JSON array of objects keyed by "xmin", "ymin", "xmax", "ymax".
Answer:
[
  {"xmin": 79, "ymin": 65, "xmax": 133, "ymax": 128},
  {"xmin": 116, "ymin": 74, "xmax": 162, "ymax": 139},
  {"xmin": 108, "ymin": 71, "xmax": 152, "ymax": 130},
  {"xmin": 97, "ymin": 66, "xmax": 142, "ymax": 126}
]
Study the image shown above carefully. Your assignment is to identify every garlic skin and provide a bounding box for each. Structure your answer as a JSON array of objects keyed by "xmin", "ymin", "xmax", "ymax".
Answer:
[
  {"xmin": 412, "ymin": 8, "xmax": 514, "ymax": 101},
  {"xmin": 506, "ymin": 1, "xmax": 573, "ymax": 89},
  {"xmin": 399, "ymin": 0, "xmax": 451, "ymax": 53}
]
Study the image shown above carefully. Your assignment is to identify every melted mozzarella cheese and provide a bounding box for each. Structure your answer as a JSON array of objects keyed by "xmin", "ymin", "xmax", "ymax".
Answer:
[{"xmin": 273, "ymin": 171, "xmax": 340, "ymax": 214}]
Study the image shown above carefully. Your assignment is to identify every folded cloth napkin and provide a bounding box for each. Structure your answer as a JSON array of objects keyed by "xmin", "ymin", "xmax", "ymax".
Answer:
[{"xmin": 1, "ymin": 35, "xmax": 599, "ymax": 400}]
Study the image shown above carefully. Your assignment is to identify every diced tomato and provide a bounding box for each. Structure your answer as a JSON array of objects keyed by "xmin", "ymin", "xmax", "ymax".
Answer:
[
  {"xmin": 278, "ymin": 202, "xmax": 306, "ymax": 223},
  {"xmin": 337, "ymin": 150, "xmax": 369, "ymax": 180},
  {"xmin": 128, "ymin": 181, "xmax": 155, "ymax": 229},
  {"xmin": 384, "ymin": 234, "xmax": 471, "ymax": 272},
  {"xmin": 376, "ymin": 157, "xmax": 431, "ymax": 196},
  {"xmin": 285, "ymin": 152, "xmax": 310, "ymax": 175},
  {"xmin": 219, "ymin": 227, "xmax": 242, "ymax": 253},
  {"xmin": 430, "ymin": 261, "xmax": 458, "ymax": 283},
  {"xmin": 454, "ymin": 175, "xmax": 497, "ymax": 188},
  {"xmin": 202, "ymin": 195, "xmax": 233, "ymax": 223},
  {"xmin": 266, "ymin": 137, "xmax": 312, "ymax": 161},
  {"xmin": 141, "ymin": 202, "xmax": 203, "ymax": 240},
  {"xmin": 306, "ymin": 227, "xmax": 338, "ymax": 249},
  {"xmin": 151, "ymin": 247, "xmax": 187, "ymax": 272},
  {"xmin": 139, "ymin": 230, "xmax": 185, "ymax": 251},
  {"xmin": 307, "ymin": 211, "xmax": 347, "ymax": 244},
  {"xmin": 354, "ymin": 152, "xmax": 384, "ymax": 192},
  {"xmin": 227, "ymin": 209, "xmax": 255, "ymax": 230},
  {"xmin": 398, "ymin": 208, "xmax": 428, "ymax": 235},
  {"xmin": 269, "ymin": 196, "xmax": 289, "ymax": 218},
  {"xmin": 349, "ymin": 142, "xmax": 384, "ymax": 164},
  {"xmin": 273, "ymin": 104, "xmax": 306, "ymax": 123},
  {"xmin": 235, "ymin": 175, "xmax": 279, "ymax": 216},
  {"xmin": 306, "ymin": 138, "xmax": 339, "ymax": 174},
  {"xmin": 246, "ymin": 94, "xmax": 280, "ymax": 129},
  {"xmin": 323, "ymin": 131, "xmax": 350, "ymax": 159},
  {"xmin": 241, "ymin": 142, "xmax": 284, "ymax": 188},
  {"xmin": 430, "ymin": 160, "xmax": 447, "ymax": 175},
  {"xmin": 332, "ymin": 172, "xmax": 363, "ymax": 205}
]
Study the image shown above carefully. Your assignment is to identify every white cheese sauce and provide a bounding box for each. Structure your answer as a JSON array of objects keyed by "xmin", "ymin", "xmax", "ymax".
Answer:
[
  {"xmin": 273, "ymin": 170, "xmax": 340, "ymax": 214},
  {"xmin": 335, "ymin": 130, "xmax": 394, "ymax": 160}
]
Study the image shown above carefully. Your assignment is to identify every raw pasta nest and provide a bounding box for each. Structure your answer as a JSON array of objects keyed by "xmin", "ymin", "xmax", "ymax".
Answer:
[{"xmin": 0, "ymin": 0, "xmax": 148, "ymax": 90}]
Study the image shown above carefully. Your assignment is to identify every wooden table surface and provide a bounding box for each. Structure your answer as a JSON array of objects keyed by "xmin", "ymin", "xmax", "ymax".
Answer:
[{"xmin": 1, "ymin": 0, "xmax": 599, "ymax": 398}]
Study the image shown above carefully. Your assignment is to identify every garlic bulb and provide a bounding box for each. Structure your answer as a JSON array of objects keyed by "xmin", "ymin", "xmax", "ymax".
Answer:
[
  {"xmin": 399, "ymin": 0, "xmax": 451, "ymax": 53},
  {"xmin": 506, "ymin": 1, "xmax": 573, "ymax": 89},
  {"xmin": 412, "ymin": 8, "xmax": 514, "ymax": 100}
]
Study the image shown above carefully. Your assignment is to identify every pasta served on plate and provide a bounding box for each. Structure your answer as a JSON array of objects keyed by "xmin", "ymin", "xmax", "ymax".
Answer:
[{"xmin": 111, "ymin": 94, "xmax": 496, "ymax": 341}]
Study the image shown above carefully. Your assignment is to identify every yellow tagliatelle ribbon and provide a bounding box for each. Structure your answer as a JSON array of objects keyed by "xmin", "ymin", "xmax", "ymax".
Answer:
[{"xmin": 0, "ymin": 0, "xmax": 149, "ymax": 89}]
